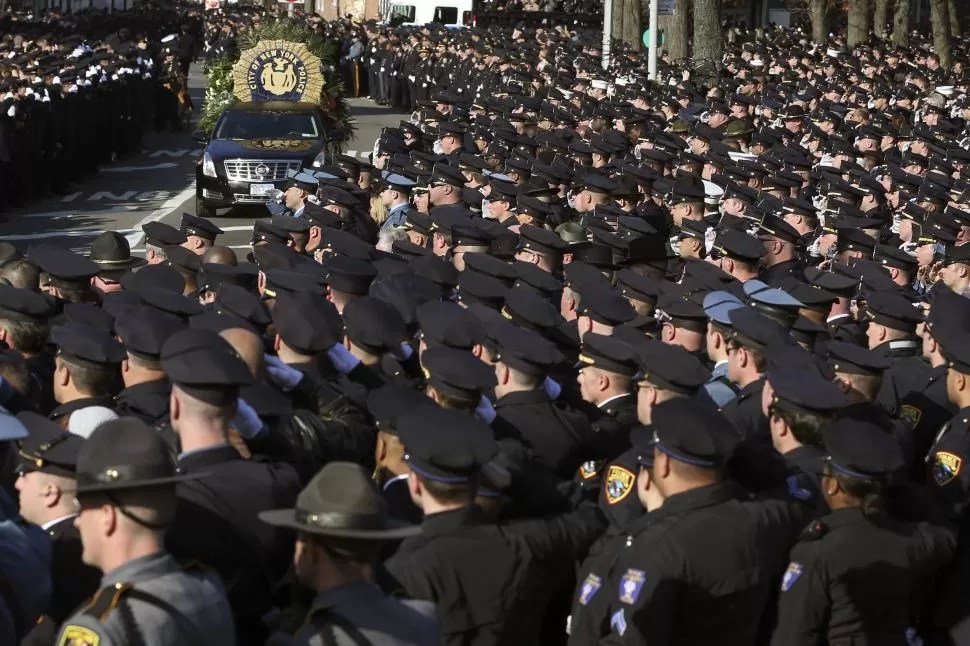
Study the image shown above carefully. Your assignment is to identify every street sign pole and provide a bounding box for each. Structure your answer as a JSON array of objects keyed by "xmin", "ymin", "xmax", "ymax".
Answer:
[
  {"xmin": 648, "ymin": 0, "xmax": 658, "ymax": 80},
  {"xmin": 602, "ymin": 0, "xmax": 612, "ymax": 71}
]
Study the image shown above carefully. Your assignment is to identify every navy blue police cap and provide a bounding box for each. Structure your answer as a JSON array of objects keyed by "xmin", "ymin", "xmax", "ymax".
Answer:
[{"xmin": 397, "ymin": 407, "xmax": 497, "ymax": 482}]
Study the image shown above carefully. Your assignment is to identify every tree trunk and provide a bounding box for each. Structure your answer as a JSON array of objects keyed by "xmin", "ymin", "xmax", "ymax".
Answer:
[
  {"xmin": 810, "ymin": 0, "xmax": 828, "ymax": 43},
  {"xmin": 692, "ymin": 0, "xmax": 722, "ymax": 64},
  {"xmin": 948, "ymin": 0, "xmax": 961, "ymax": 38},
  {"xmin": 625, "ymin": 0, "xmax": 642, "ymax": 49},
  {"xmin": 892, "ymin": 0, "xmax": 910, "ymax": 44},
  {"xmin": 873, "ymin": 0, "xmax": 889, "ymax": 38},
  {"xmin": 847, "ymin": 0, "xmax": 870, "ymax": 46},
  {"xmin": 930, "ymin": 0, "xmax": 952, "ymax": 68},
  {"xmin": 658, "ymin": 0, "xmax": 688, "ymax": 61}
]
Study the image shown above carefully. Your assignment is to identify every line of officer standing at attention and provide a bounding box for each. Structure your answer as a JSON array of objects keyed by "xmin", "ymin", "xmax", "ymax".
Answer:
[
  {"xmin": 4, "ymin": 9, "xmax": 970, "ymax": 646},
  {"xmin": 0, "ymin": 3, "xmax": 204, "ymax": 212}
]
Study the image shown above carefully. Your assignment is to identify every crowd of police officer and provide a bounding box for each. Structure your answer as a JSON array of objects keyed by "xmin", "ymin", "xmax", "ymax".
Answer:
[
  {"xmin": 2, "ymin": 6, "xmax": 970, "ymax": 646},
  {"xmin": 0, "ymin": 5, "xmax": 203, "ymax": 213}
]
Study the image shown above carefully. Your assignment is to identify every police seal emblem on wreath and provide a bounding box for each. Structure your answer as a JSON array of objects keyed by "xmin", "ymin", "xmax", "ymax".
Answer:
[{"xmin": 232, "ymin": 40, "xmax": 324, "ymax": 103}]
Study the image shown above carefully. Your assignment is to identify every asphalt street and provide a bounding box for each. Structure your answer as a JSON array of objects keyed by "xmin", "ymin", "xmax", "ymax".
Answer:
[{"xmin": 0, "ymin": 64, "xmax": 402, "ymax": 256}]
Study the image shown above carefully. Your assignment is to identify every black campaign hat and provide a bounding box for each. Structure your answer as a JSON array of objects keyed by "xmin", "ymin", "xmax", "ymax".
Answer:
[
  {"xmin": 862, "ymin": 290, "xmax": 922, "ymax": 332},
  {"xmin": 73, "ymin": 417, "xmax": 202, "ymax": 494},
  {"xmin": 114, "ymin": 306, "xmax": 185, "ymax": 360},
  {"xmin": 578, "ymin": 332, "xmax": 638, "ymax": 376},
  {"xmin": 89, "ymin": 231, "xmax": 144, "ymax": 276},
  {"xmin": 634, "ymin": 340, "xmax": 709, "ymax": 394},
  {"xmin": 397, "ymin": 407, "xmax": 497, "ymax": 482},
  {"xmin": 322, "ymin": 256, "xmax": 377, "ymax": 295},
  {"xmin": 493, "ymin": 323, "xmax": 563, "ymax": 377},
  {"xmin": 16, "ymin": 411, "xmax": 83, "ymax": 478},
  {"xmin": 0, "ymin": 285, "xmax": 54, "ymax": 322},
  {"xmin": 52, "ymin": 322, "xmax": 125, "ymax": 365},
  {"xmin": 259, "ymin": 462, "xmax": 420, "ymax": 539},
  {"xmin": 421, "ymin": 346, "xmax": 497, "ymax": 398},
  {"xmin": 824, "ymin": 417, "xmax": 904, "ymax": 478},
  {"xmin": 180, "ymin": 213, "xmax": 224, "ymax": 241},
  {"xmin": 160, "ymin": 328, "xmax": 254, "ymax": 405},
  {"xmin": 30, "ymin": 244, "xmax": 99, "ymax": 282},
  {"xmin": 826, "ymin": 340, "xmax": 891, "ymax": 375},
  {"xmin": 272, "ymin": 292, "xmax": 343, "ymax": 355},
  {"xmin": 343, "ymin": 296, "xmax": 407, "ymax": 354},
  {"xmin": 651, "ymin": 398, "xmax": 737, "ymax": 467},
  {"xmin": 143, "ymin": 222, "xmax": 187, "ymax": 247}
]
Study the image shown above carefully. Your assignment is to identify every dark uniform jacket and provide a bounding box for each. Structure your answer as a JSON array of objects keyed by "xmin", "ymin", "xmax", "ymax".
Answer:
[
  {"xmin": 384, "ymin": 502, "xmax": 604, "ymax": 646},
  {"xmin": 576, "ymin": 482, "xmax": 803, "ymax": 646},
  {"xmin": 165, "ymin": 444, "xmax": 301, "ymax": 646},
  {"xmin": 760, "ymin": 259, "xmax": 804, "ymax": 288},
  {"xmin": 722, "ymin": 378, "xmax": 785, "ymax": 492},
  {"xmin": 114, "ymin": 379, "xmax": 172, "ymax": 428},
  {"xmin": 493, "ymin": 389, "xmax": 595, "ymax": 479},
  {"xmin": 873, "ymin": 339, "xmax": 931, "ymax": 417},
  {"xmin": 771, "ymin": 507, "xmax": 956, "ymax": 646},
  {"xmin": 898, "ymin": 363, "xmax": 955, "ymax": 477},
  {"xmin": 576, "ymin": 394, "xmax": 638, "ymax": 498}
]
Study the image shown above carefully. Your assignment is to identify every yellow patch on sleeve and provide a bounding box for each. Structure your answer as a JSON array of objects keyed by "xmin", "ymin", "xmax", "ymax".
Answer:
[
  {"xmin": 605, "ymin": 465, "xmax": 636, "ymax": 504},
  {"xmin": 58, "ymin": 625, "xmax": 100, "ymax": 646}
]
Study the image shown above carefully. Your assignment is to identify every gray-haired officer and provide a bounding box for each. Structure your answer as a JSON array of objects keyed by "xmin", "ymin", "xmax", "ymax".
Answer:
[
  {"xmin": 54, "ymin": 417, "xmax": 235, "ymax": 646},
  {"xmin": 262, "ymin": 462, "xmax": 439, "ymax": 646}
]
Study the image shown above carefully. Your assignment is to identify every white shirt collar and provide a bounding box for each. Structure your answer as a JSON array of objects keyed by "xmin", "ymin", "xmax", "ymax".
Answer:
[
  {"xmin": 597, "ymin": 393, "xmax": 630, "ymax": 409},
  {"xmin": 42, "ymin": 513, "xmax": 77, "ymax": 531}
]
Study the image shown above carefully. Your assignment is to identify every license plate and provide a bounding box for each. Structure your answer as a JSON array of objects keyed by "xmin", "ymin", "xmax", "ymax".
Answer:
[{"xmin": 249, "ymin": 183, "xmax": 275, "ymax": 196}]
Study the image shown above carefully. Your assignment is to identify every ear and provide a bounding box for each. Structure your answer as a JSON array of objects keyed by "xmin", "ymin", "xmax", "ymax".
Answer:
[
  {"xmin": 104, "ymin": 503, "xmax": 118, "ymax": 536},
  {"xmin": 497, "ymin": 362, "xmax": 510, "ymax": 386},
  {"xmin": 471, "ymin": 344, "xmax": 483, "ymax": 360},
  {"xmin": 274, "ymin": 334, "xmax": 283, "ymax": 354},
  {"xmin": 57, "ymin": 362, "xmax": 70, "ymax": 387},
  {"xmin": 257, "ymin": 271, "xmax": 266, "ymax": 292},
  {"xmin": 835, "ymin": 376, "xmax": 852, "ymax": 394},
  {"xmin": 426, "ymin": 385, "xmax": 440, "ymax": 404},
  {"xmin": 375, "ymin": 432, "xmax": 388, "ymax": 463},
  {"xmin": 958, "ymin": 373, "xmax": 968, "ymax": 393},
  {"xmin": 170, "ymin": 390, "xmax": 181, "ymax": 422},
  {"xmin": 121, "ymin": 358, "xmax": 130, "ymax": 375},
  {"xmin": 343, "ymin": 334, "xmax": 353, "ymax": 351},
  {"xmin": 407, "ymin": 471, "xmax": 422, "ymax": 499}
]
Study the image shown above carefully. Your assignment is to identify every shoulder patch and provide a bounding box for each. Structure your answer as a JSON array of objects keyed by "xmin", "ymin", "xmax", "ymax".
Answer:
[
  {"xmin": 899, "ymin": 404, "xmax": 921, "ymax": 428},
  {"xmin": 786, "ymin": 475, "xmax": 813, "ymax": 502},
  {"xmin": 579, "ymin": 459, "xmax": 604, "ymax": 481},
  {"xmin": 618, "ymin": 568, "xmax": 646, "ymax": 604},
  {"xmin": 933, "ymin": 451, "xmax": 963, "ymax": 486},
  {"xmin": 605, "ymin": 465, "xmax": 636, "ymax": 505},
  {"xmin": 610, "ymin": 609, "xmax": 627, "ymax": 636},
  {"xmin": 58, "ymin": 625, "xmax": 101, "ymax": 646},
  {"xmin": 780, "ymin": 562, "xmax": 803, "ymax": 592},
  {"xmin": 578, "ymin": 573, "xmax": 602, "ymax": 606},
  {"xmin": 799, "ymin": 519, "xmax": 827, "ymax": 541}
]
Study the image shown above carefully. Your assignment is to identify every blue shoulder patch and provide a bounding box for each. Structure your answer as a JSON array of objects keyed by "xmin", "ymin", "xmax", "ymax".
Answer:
[
  {"xmin": 787, "ymin": 475, "xmax": 813, "ymax": 501},
  {"xmin": 578, "ymin": 573, "xmax": 602, "ymax": 606},
  {"xmin": 781, "ymin": 562, "xmax": 803, "ymax": 592},
  {"xmin": 618, "ymin": 568, "xmax": 646, "ymax": 605},
  {"xmin": 610, "ymin": 609, "xmax": 627, "ymax": 636}
]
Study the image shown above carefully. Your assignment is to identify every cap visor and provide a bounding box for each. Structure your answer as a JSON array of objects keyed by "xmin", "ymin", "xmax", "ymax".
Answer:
[{"xmin": 258, "ymin": 508, "xmax": 423, "ymax": 540}]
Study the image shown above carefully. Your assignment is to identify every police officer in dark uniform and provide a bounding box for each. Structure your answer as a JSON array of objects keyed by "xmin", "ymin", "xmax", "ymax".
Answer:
[
  {"xmin": 113, "ymin": 306, "xmax": 185, "ymax": 428},
  {"xmin": 384, "ymin": 405, "xmax": 605, "ymax": 646},
  {"xmin": 574, "ymin": 333, "xmax": 639, "ymax": 497},
  {"xmin": 580, "ymin": 398, "xmax": 801, "ymax": 646},
  {"xmin": 763, "ymin": 368, "xmax": 848, "ymax": 512},
  {"xmin": 48, "ymin": 321, "xmax": 125, "ymax": 432},
  {"xmin": 158, "ymin": 328, "xmax": 302, "ymax": 646},
  {"xmin": 862, "ymin": 290, "xmax": 930, "ymax": 417},
  {"xmin": 14, "ymin": 411, "xmax": 100, "ymax": 645},
  {"xmin": 772, "ymin": 418, "xmax": 956, "ymax": 645},
  {"xmin": 0, "ymin": 285, "xmax": 56, "ymax": 414}
]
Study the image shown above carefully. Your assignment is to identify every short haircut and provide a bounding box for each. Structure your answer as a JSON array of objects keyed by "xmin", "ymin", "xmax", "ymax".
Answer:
[
  {"xmin": 0, "ymin": 259, "xmax": 40, "ymax": 291},
  {"xmin": 60, "ymin": 356, "xmax": 120, "ymax": 396},
  {"xmin": 0, "ymin": 318, "xmax": 50, "ymax": 354},
  {"xmin": 770, "ymin": 406, "xmax": 827, "ymax": 447},
  {"xmin": 416, "ymin": 472, "xmax": 478, "ymax": 505}
]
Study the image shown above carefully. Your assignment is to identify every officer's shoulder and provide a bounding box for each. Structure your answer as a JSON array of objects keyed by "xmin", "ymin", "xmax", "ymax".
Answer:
[
  {"xmin": 797, "ymin": 519, "xmax": 828, "ymax": 542},
  {"xmin": 56, "ymin": 614, "xmax": 110, "ymax": 646}
]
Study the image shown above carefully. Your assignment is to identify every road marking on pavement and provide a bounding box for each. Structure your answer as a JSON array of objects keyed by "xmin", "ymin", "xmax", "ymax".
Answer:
[
  {"xmin": 125, "ymin": 185, "xmax": 199, "ymax": 250},
  {"xmin": 102, "ymin": 163, "xmax": 179, "ymax": 173},
  {"xmin": 148, "ymin": 149, "xmax": 202, "ymax": 158},
  {"xmin": 18, "ymin": 206, "xmax": 140, "ymax": 218},
  {"xmin": 1, "ymin": 230, "xmax": 133, "ymax": 241}
]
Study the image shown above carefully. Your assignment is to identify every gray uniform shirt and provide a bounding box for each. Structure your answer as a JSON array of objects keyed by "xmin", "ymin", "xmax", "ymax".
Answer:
[
  {"xmin": 54, "ymin": 552, "xmax": 235, "ymax": 646},
  {"xmin": 267, "ymin": 580, "xmax": 440, "ymax": 646}
]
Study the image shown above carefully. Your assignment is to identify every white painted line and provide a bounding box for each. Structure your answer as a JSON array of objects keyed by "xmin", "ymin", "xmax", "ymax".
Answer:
[
  {"xmin": 346, "ymin": 150, "xmax": 357, "ymax": 157},
  {"xmin": 1, "ymin": 229, "xmax": 133, "ymax": 241},
  {"xmin": 18, "ymin": 206, "xmax": 140, "ymax": 219},
  {"xmin": 102, "ymin": 163, "xmax": 178, "ymax": 173},
  {"xmin": 125, "ymin": 185, "xmax": 199, "ymax": 250}
]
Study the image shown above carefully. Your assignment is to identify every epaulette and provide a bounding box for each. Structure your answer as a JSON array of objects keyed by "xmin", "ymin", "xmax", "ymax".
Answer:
[
  {"xmin": 82, "ymin": 582, "xmax": 134, "ymax": 623},
  {"xmin": 799, "ymin": 519, "xmax": 827, "ymax": 541}
]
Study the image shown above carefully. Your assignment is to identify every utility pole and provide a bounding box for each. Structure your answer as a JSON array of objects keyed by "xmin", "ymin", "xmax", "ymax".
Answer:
[
  {"xmin": 602, "ymin": 0, "xmax": 613, "ymax": 70},
  {"xmin": 648, "ymin": 0, "xmax": 658, "ymax": 79}
]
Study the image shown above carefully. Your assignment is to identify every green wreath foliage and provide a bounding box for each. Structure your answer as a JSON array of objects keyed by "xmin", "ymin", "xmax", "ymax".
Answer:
[{"xmin": 198, "ymin": 18, "xmax": 355, "ymax": 141}]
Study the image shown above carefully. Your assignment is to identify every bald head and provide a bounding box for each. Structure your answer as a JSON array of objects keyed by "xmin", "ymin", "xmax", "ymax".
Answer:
[
  {"xmin": 202, "ymin": 246, "xmax": 238, "ymax": 266},
  {"xmin": 219, "ymin": 327, "xmax": 264, "ymax": 378}
]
